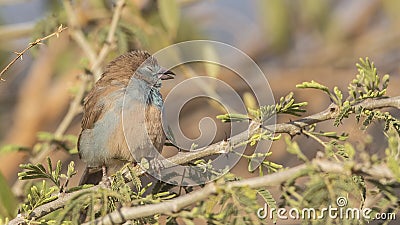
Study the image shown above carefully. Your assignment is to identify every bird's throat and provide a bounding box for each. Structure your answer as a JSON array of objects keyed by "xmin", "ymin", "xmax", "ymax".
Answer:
[{"xmin": 126, "ymin": 77, "xmax": 163, "ymax": 109}]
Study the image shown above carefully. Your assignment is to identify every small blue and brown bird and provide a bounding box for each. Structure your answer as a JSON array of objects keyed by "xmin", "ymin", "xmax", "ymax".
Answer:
[{"xmin": 78, "ymin": 50, "xmax": 175, "ymax": 184}]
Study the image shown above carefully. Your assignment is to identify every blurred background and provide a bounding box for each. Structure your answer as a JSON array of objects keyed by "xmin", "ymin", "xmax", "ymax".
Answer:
[{"xmin": 0, "ymin": 0, "xmax": 399, "ymax": 221}]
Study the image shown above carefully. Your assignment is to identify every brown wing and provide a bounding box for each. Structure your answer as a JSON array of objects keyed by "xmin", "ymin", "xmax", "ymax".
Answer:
[
  {"xmin": 81, "ymin": 77, "xmax": 127, "ymax": 130},
  {"xmin": 78, "ymin": 75, "xmax": 128, "ymax": 162},
  {"xmin": 81, "ymin": 50, "xmax": 154, "ymax": 129}
]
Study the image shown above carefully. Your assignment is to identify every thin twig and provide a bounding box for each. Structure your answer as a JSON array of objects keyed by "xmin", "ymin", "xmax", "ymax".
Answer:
[
  {"xmin": 0, "ymin": 25, "xmax": 68, "ymax": 81},
  {"xmin": 302, "ymin": 129, "xmax": 340, "ymax": 161}
]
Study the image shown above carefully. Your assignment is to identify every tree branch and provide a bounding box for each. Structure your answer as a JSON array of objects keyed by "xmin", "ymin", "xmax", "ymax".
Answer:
[
  {"xmin": 8, "ymin": 95, "xmax": 400, "ymax": 224},
  {"xmin": 165, "ymin": 96, "xmax": 400, "ymax": 165},
  {"xmin": 9, "ymin": 186, "xmax": 100, "ymax": 225},
  {"xmin": 86, "ymin": 159, "xmax": 395, "ymax": 225}
]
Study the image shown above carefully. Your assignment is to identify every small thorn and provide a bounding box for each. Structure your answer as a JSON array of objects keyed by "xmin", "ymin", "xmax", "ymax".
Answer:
[{"xmin": 14, "ymin": 52, "xmax": 23, "ymax": 61}]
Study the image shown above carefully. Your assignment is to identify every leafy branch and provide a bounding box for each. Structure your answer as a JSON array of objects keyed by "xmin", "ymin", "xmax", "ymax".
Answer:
[
  {"xmin": 15, "ymin": 158, "xmax": 78, "ymax": 219},
  {"xmin": 216, "ymin": 92, "xmax": 307, "ymax": 123},
  {"xmin": 85, "ymin": 157, "xmax": 398, "ymax": 225},
  {"xmin": 296, "ymin": 58, "xmax": 399, "ymax": 133},
  {"xmin": 7, "ymin": 93, "xmax": 400, "ymax": 224}
]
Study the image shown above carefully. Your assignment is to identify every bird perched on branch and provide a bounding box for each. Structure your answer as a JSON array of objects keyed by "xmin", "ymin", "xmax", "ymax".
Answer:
[{"xmin": 78, "ymin": 50, "xmax": 175, "ymax": 185}]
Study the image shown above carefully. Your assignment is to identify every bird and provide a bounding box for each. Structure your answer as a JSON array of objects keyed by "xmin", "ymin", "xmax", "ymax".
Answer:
[{"xmin": 78, "ymin": 50, "xmax": 175, "ymax": 185}]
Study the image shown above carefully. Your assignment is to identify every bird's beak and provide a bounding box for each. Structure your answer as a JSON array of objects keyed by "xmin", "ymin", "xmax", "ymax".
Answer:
[{"xmin": 158, "ymin": 68, "xmax": 175, "ymax": 80}]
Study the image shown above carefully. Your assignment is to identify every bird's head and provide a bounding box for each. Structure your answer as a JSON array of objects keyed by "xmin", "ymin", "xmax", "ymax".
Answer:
[
  {"xmin": 102, "ymin": 50, "xmax": 175, "ymax": 87},
  {"xmin": 135, "ymin": 53, "xmax": 175, "ymax": 88}
]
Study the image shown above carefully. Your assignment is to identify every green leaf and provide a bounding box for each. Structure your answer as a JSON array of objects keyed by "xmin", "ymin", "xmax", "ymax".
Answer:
[
  {"xmin": 285, "ymin": 137, "xmax": 308, "ymax": 162},
  {"xmin": 216, "ymin": 113, "xmax": 249, "ymax": 123},
  {"xmin": 385, "ymin": 127, "xmax": 400, "ymax": 181},
  {"xmin": 68, "ymin": 147, "xmax": 78, "ymax": 154},
  {"xmin": 297, "ymin": 80, "xmax": 343, "ymax": 104},
  {"xmin": 19, "ymin": 174, "xmax": 48, "ymax": 180},
  {"xmin": 37, "ymin": 131, "xmax": 55, "ymax": 142},
  {"xmin": 67, "ymin": 161, "xmax": 76, "ymax": 178},
  {"xmin": 0, "ymin": 172, "xmax": 18, "ymax": 218},
  {"xmin": 0, "ymin": 145, "xmax": 30, "ymax": 154},
  {"xmin": 53, "ymin": 160, "xmax": 62, "ymax": 186},
  {"xmin": 158, "ymin": 0, "xmax": 180, "ymax": 37},
  {"xmin": 344, "ymin": 142, "xmax": 355, "ymax": 159},
  {"xmin": 296, "ymin": 80, "xmax": 329, "ymax": 93},
  {"xmin": 275, "ymin": 92, "xmax": 307, "ymax": 116},
  {"xmin": 382, "ymin": 74, "xmax": 390, "ymax": 89},
  {"xmin": 36, "ymin": 164, "xmax": 47, "ymax": 174},
  {"xmin": 0, "ymin": 218, "xmax": 10, "ymax": 224},
  {"xmin": 257, "ymin": 189, "xmax": 277, "ymax": 223},
  {"xmin": 47, "ymin": 157, "xmax": 53, "ymax": 176},
  {"xmin": 334, "ymin": 101, "xmax": 352, "ymax": 126},
  {"xmin": 333, "ymin": 86, "xmax": 343, "ymax": 106},
  {"xmin": 348, "ymin": 57, "xmax": 389, "ymax": 101},
  {"xmin": 262, "ymin": 161, "xmax": 283, "ymax": 172}
]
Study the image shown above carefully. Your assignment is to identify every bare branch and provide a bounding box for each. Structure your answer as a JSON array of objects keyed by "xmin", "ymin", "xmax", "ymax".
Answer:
[{"xmin": 0, "ymin": 25, "xmax": 68, "ymax": 81}]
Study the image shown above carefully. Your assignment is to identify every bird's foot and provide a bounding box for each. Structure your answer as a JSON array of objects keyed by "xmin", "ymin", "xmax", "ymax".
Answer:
[
  {"xmin": 99, "ymin": 165, "xmax": 112, "ymax": 188},
  {"xmin": 99, "ymin": 176, "xmax": 112, "ymax": 187}
]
